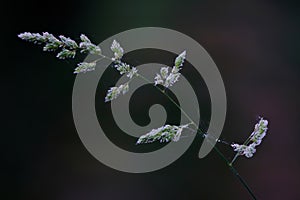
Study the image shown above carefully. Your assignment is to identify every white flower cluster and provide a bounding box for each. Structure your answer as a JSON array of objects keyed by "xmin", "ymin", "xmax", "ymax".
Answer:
[
  {"xmin": 111, "ymin": 40, "xmax": 124, "ymax": 61},
  {"xmin": 136, "ymin": 123, "xmax": 190, "ymax": 144},
  {"xmin": 79, "ymin": 34, "xmax": 101, "ymax": 55},
  {"xmin": 154, "ymin": 51, "xmax": 186, "ymax": 87},
  {"xmin": 231, "ymin": 117, "xmax": 268, "ymax": 158},
  {"xmin": 74, "ymin": 62, "xmax": 96, "ymax": 74},
  {"xmin": 105, "ymin": 83, "xmax": 129, "ymax": 102},
  {"xmin": 114, "ymin": 62, "xmax": 138, "ymax": 79}
]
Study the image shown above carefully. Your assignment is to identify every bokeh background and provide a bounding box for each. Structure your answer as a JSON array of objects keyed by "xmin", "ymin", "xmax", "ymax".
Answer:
[{"xmin": 5, "ymin": 0, "xmax": 300, "ymax": 199}]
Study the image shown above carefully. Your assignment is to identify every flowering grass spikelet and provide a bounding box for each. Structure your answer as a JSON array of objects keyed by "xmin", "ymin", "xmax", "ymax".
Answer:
[
  {"xmin": 136, "ymin": 124, "xmax": 190, "ymax": 144},
  {"xmin": 114, "ymin": 62, "xmax": 131, "ymax": 74},
  {"xmin": 231, "ymin": 117, "xmax": 268, "ymax": 158},
  {"xmin": 18, "ymin": 32, "xmax": 46, "ymax": 43},
  {"xmin": 80, "ymin": 34, "xmax": 91, "ymax": 43},
  {"xmin": 154, "ymin": 74, "xmax": 164, "ymax": 85},
  {"xmin": 43, "ymin": 42, "xmax": 60, "ymax": 51},
  {"xmin": 59, "ymin": 35, "xmax": 78, "ymax": 49},
  {"xmin": 18, "ymin": 32, "xmax": 62, "ymax": 51},
  {"xmin": 250, "ymin": 117, "xmax": 268, "ymax": 145},
  {"xmin": 43, "ymin": 32, "xmax": 60, "ymax": 43},
  {"xmin": 56, "ymin": 49, "xmax": 76, "ymax": 59},
  {"xmin": 105, "ymin": 83, "xmax": 129, "ymax": 102},
  {"xmin": 164, "ymin": 72, "xmax": 180, "ymax": 87},
  {"xmin": 111, "ymin": 40, "xmax": 124, "ymax": 60},
  {"xmin": 79, "ymin": 42, "xmax": 101, "ymax": 54},
  {"xmin": 42, "ymin": 32, "xmax": 62, "ymax": 51},
  {"xmin": 74, "ymin": 62, "xmax": 96, "ymax": 74},
  {"xmin": 160, "ymin": 67, "xmax": 169, "ymax": 79},
  {"xmin": 244, "ymin": 143, "xmax": 257, "ymax": 158},
  {"xmin": 153, "ymin": 50, "xmax": 186, "ymax": 88},
  {"xmin": 113, "ymin": 62, "xmax": 138, "ymax": 79},
  {"xmin": 127, "ymin": 67, "xmax": 138, "ymax": 79},
  {"xmin": 231, "ymin": 144, "xmax": 247, "ymax": 152},
  {"xmin": 174, "ymin": 50, "xmax": 186, "ymax": 68},
  {"xmin": 79, "ymin": 34, "xmax": 101, "ymax": 55}
]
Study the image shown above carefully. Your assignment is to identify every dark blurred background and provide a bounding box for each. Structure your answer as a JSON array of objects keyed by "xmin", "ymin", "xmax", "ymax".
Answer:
[{"xmin": 4, "ymin": 0, "xmax": 300, "ymax": 199}]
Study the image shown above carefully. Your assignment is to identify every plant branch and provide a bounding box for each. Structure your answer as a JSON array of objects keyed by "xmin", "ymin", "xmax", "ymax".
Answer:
[{"xmin": 137, "ymin": 73, "xmax": 258, "ymax": 200}]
